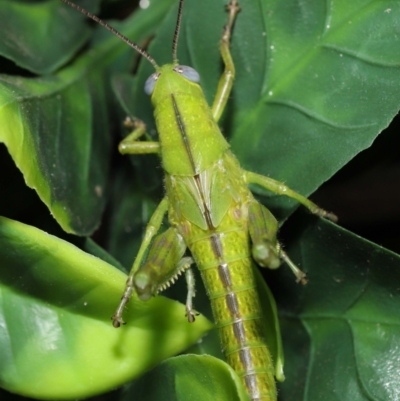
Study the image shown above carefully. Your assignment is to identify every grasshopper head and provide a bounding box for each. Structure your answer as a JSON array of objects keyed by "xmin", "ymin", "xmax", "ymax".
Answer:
[{"xmin": 144, "ymin": 64, "xmax": 201, "ymax": 105}]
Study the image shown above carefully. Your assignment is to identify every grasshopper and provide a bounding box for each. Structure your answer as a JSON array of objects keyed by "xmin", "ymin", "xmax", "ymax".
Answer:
[{"xmin": 62, "ymin": 0, "xmax": 337, "ymax": 400}]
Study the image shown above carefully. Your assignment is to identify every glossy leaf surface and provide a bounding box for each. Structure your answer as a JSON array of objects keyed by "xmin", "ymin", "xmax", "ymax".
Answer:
[
  {"xmin": 123, "ymin": 355, "xmax": 249, "ymax": 401},
  {"xmin": 0, "ymin": 0, "xmax": 176, "ymax": 234},
  {"xmin": 0, "ymin": 0, "xmax": 100, "ymax": 74},
  {"xmin": 0, "ymin": 0, "xmax": 399, "ymax": 400},
  {"xmin": 130, "ymin": 0, "xmax": 400, "ymax": 218},
  {"xmin": 0, "ymin": 217, "xmax": 212, "ymax": 399},
  {"xmin": 273, "ymin": 213, "xmax": 400, "ymax": 400}
]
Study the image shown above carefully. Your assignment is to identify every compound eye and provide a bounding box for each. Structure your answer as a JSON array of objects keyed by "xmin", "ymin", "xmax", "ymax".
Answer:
[
  {"xmin": 144, "ymin": 72, "xmax": 160, "ymax": 95},
  {"xmin": 173, "ymin": 65, "xmax": 200, "ymax": 83}
]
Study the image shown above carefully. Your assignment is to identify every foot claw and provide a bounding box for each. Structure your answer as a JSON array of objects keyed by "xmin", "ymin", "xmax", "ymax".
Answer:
[
  {"xmin": 111, "ymin": 315, "xmax": 126, "ymax": 328},
  {"xmin": 296, "ymin": 274, "xmax": 308, "ymax": 285},
  {"xmin": 186, "ymin": 309, "xmax": 200, "ymax": 323},
  {"xmin": 325, "ymin": 211, "xmax": 338, "ymax": 223}
]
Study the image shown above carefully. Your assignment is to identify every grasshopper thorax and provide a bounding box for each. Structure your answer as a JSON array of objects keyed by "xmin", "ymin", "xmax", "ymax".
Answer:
[{"xmin": 149, "ymin": 63, "xmax": 229, "ymax": 176}]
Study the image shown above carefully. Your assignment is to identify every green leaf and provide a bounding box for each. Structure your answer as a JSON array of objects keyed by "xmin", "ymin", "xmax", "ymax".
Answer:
[
  {"xmin": 0, "ymin": 69, "xmax": 111, "ymax": 235},
  {"xmin": 1, "ymin": 0, "xmax": 399, "ymax": 400},
  {"xmin": 271, "ymin": 212, "xmax": 400, "ymax": 400},
  {"xmin": 0, "ymin": 0, "xmax": 176, "ymax": 235},
  {"xmin": 231, "ymin": 0, "xmax": 400, "ymax": 203},
  {"xmin": 0, "ymin": 0, "xmax": 100, "ymax": 75},
  {"xmin": 122, "ymin": 355, "xmax": 250, "ymax": 401},
  {"xmin": 127, "ymin": 0, "xmax": 400, "ymax": 218},
  {"xmin": 104, "ymin": 156, "xmax": 161, "ymax": 268},
  {"xmin": 0, "ymin": 217, "xmax": 212, "ymax": 399}
]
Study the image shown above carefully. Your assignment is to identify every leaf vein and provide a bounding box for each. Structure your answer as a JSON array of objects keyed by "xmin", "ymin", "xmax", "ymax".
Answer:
[
  {"xmin": 266, "ymin": 99, "xmax": 377, "ymax": 130},
  {"xmin": 323, "ymin": 44, "xmax": 400, "ymax": 68}
]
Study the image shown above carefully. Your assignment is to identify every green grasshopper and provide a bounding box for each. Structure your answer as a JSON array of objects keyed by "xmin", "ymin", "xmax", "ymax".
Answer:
[{"xmin": 62, "ymin": 0, "xmax": 337, "ymax": 400}]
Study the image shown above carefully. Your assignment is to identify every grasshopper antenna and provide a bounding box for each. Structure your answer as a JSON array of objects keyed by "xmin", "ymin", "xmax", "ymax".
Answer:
[
  {"xmin": 171, "ymin": 0, "xmax": 185, "ymax": 64},
  {"xmin": 60, "ymin": 0, "xmax": 159, "ymax": 69}
]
